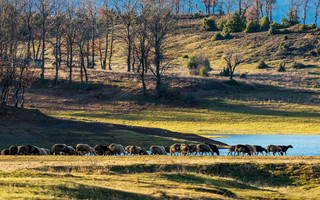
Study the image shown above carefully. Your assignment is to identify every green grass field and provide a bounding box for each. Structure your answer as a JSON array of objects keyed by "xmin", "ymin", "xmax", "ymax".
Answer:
[
  {"xmin": 51, "ymin": 95, "xmax": 320, "ymax": 136},
  {"xmin": 0, "ymin": 156, "xmax": 320, "ymax": 199}
]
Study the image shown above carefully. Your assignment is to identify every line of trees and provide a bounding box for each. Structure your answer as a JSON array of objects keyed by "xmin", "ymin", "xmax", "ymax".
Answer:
[
  {"xmin": 0, "ymin": 0, "xmax": 176, "ymax": 105},
  {"xmin": 1, "ymin": 0, "xmax": 319, "ymax": 106}
]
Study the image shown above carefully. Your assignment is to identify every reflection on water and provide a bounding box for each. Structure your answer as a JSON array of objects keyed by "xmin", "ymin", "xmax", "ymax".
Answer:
[{"xmin": 211, "ymin": 135, "xmax": 320, "ymax": 156}]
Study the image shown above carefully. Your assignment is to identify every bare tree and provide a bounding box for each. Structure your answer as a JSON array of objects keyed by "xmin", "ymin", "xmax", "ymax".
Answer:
[
  {"xmin": 0, "ymin": 0, "xmax": 37, "ymax": 107},
  {"xmin": 76, "ymin": 6, "xmax": 90, "ymax": 91},
  {"xmin": 223, "ymin": 51, "xmax": 243, "ymax": 80},
  {"xmin": 36, "ymin": 0, "xmax": 53, "ymax": 81},
  {"xmin": 133, "ymin": 1, "xmax": 152, "ymax": 96},
  {"xmin": 145, "ymin": 0, "xmax": 175, "ymax": 98},
  {"xmin": 225, "ymin": 0, "xmax": 235, "ymax": 14},
  {"xmin": 65, "ymin": 0, "xmax": 78, "ymax": 83},
  {"xmin": 301, "ymin": 0, "xmax": 309, "ymax": 25},
  {"xmin": 314, "ymin": 0, "xmax": 320, "ymax": 24},
  {"xmin": 114, "ymin": 0, "xmax": 137, "ymax": 72},
  {"xmin": 85, "ymin": 0, "xmax": 98, "ymax": 68},
  {"xmin": 51, "ymin": 0, "xmax": 66, "ymax": 83},
  {"xmin": 98, "ymin": 0, "xmax": 116, "ymax": 70}
]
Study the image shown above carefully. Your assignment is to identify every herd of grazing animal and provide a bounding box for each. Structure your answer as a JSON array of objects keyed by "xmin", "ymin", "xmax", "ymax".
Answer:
[
  {"xmin": 0, "ymin": 143, "xmax": 293, "ymax": 156},
  {"xmin": 228, "ymin": 144, "xmax": 293, "ymax": 156}
]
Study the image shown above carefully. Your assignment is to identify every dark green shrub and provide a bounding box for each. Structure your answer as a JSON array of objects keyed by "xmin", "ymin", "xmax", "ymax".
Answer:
[
  {"xmin": 187, "ymin": 55, "xmax": 198, "ymax": 71},
  {"xmin": 259, "ymin": 16, "xmax": 270, "ymax": 31},
  {"xmin": 202, "ymin": 17, "xmax": 216, "ymax": 31},
  {"xmin": 211, "ymin": 33, "xmax": 224, "ymax": 41},
  {"xmin": 200, "ymin": 67, "xmax": 209, "ymax": 77},
  {"xmin": 183, "ymin": 55, "xmax": 189, "ymax": 58},
  {"xmin": 308, "ymin": 50, "xmax": 317, "ymax": 57},
  {"xmin": 226, "ymin": 12, "xmax": 246, "ymax": 33},
  {"xmin": 193, "ymin": 10, "xmax": 202, "ymax": 18},
  {"xmin": 277, "ymin": 63, "xmax": 286, "ymax": 72},
  {"xmin": 222, "ymin": 26, "xmax": 231, "ymax": 38},
  {"xmin": 286, "ymin": 9, "xmax": 300, "ymax": 26},
  {"xmin": 298, "ymin": 24, "xmax": 307, "ymax": 32},
  {"xmin": 225, "ymin": 79, "xmax": 240, "ymax": 86},
  {"xmin": 187, "ymin": 55, "xmax": 211, "ymax": 75},
  {"xmin": 291, "ymin": 61, "xmax": 306, "ymax": 69},
  {"xmin": 256, "ymin": 60, "xmax": 269, "ymax": 69},
  {"xmin": 240, "ymin": 73, "xmax": 247, "ymax": 79},
  {"xmin": 280, "ymin": 18, "xmax": 289, "ymax": 27},
  {"xmin": 217, "ymin": 18, "xmax": 227, "ymax": 30},
  {"xmin": 278, "ymin": 41, "xmax": 289, "ymax": 52},
  {"xmin": 267, "ymin": 22, "xmax": 278, "ymax": 35},
  {"xmin": 183, "ymin": 93, "xmax": 198, "ymax": 106},
  {"xmin": 309, "ymin": 23, "xmax": 317, "ymax": 29},
  {"xmin": 220, "ymin": 67, "xmax": 230, "ymax": 76},
  {"xmin": 244, "ymin": 21, "xmax": 260, "ymax": 33},
  {"xmin": 283, "ymin": 35, "xmax": 288, "ymax": 40}
]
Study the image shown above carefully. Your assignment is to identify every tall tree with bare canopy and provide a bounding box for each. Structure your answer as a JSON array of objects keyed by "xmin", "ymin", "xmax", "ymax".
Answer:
[
  {"xmin": 36, "ymin": 0, "xmax": 52, "ymax": 81},
  {"xmin": 145, "ymin": 0, "xmax": 175, "ymax": 98},
  {"xmin": 114, "ymin": 0, "xmax": 137, "ymax": 72}
]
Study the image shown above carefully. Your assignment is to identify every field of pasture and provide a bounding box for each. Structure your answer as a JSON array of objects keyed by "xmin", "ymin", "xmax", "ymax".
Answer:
[{"xmin": 0, "ymin": 156, "xmax": 320, "ymax": 199}]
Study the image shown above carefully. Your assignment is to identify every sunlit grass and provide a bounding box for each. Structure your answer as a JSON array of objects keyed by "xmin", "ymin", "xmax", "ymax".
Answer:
[
  {"xmin": 51, "ymin": 98, "xmax": 320, "ymax": 135},
  {"xmin": 0, "ymin": 156, "xmax": 320, "ymax": 199}
]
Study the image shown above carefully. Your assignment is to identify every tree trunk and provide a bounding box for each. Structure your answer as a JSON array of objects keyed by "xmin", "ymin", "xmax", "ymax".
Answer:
[
  {"xmin": 108, "ymin": 30, "xmax": 114, "ymax": 70},
  {"xmin": 155, "ymin": 40, "xmax": 161, "ymax": 99},
  {"xmin": 41, "ymin": 16, "xmax": 46, "ymax": 81},
  {"xmin": 91, "ymin": 18, "xmax": 95, "ymax": 68},
  {"xmin": 103, "ymin": 32, "xmax": 109, "ymax": 70},
  {"xmin": 69, "ymin": 41, "xmax": 73, "ymax": 83}
]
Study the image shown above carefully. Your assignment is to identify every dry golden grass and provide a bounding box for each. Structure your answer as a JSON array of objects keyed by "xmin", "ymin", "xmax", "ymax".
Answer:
[{"xmin": 0, "ymin": 156, "xmax": 320, "ymax": 199}]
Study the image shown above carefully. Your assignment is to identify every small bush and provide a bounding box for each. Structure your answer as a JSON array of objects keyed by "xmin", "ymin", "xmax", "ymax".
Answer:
[
  {"xmin": 183, "ymin": 55, "xmax": 189, "ymax": 58},
  {"xmin": 222, "ymin": 26, "xmax": 231, "ymax": 38},
  {"xmin": 211, "ymin": 33, "xmax": 224, "ymax": 41},
  {"xmin": 256, "ymin": 60, "xmax": 269, "ymax": 69},
  {"xmin": 202, "ymin": 17, "xmax": 216, "ymax": 31},
  {"xmin": 187, "ymin": 55, "xmax": 211, "ymax": 76},
  {"xmin": 187, "ymin": 56, "xmax": 198, "ymax": 71},
  {"xmin": 309, "ymin": 23, "xmax": 317, "ymax": 30},
  {"xmin": 217, "ymin": 18, "xmax": 227, "ymax": 30},
  {"xmin": 225, "ymin": 79, "xmax": 240, "ymax": 86},
  {"xmin": 259, "ymin": 16, "xmax": 270, "ymax": 31},
  {"xmin": 277, "ymin": 63, "xmax": 286, "ymax": 72},
  {"xmin": 200, "ymin": 67, "xmax": 209, "ymax": 77},
  {"xmin": 226, "ymin": 12, "xmax": 246, "ymax": 33},
  {"xmin": 283, "ymin": 35, "xmax": 288, "ymax": 40},
  {"xmin": 183, "ymin": 94, "xmax": 198, "ymax": 106},
  {"xmin": 267, "ymin": 22, "xmax": 278, "ymax": 35},
  {"xmin": 280, "ymin": 18, "xmax": 290, "ymax": 27},
  {"xmin": 220, "ymin": 67, "xmax": 230, "ymax": 76},
  {"xmin": 308, "ymin": 50, "xmax": 317, "ymax": 57},
  {"xmin": 278, "ymin": 41, "xmax": 289, "ymax": 52},
  {"xmin": 291, "ymin": 61, "xmax": 306, "ymax": 69},
  {"xmin": 240, "ymin": 73, "xmax": 247, "ymax": 79},
  {"xmin": 298, "ymin": 24, "xmax": 307, "ymax": 32},
  {"xmin": 193, "ymin": 10, "xmax": 202, "ymax": 18},
  {"xmin": 244, "ymin": 21, "xmax": 260, "ymax": 33}
]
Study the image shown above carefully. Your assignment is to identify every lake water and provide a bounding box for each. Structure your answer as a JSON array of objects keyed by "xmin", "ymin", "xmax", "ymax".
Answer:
[{"xmin": 210, "ymin": 135, "xmax": 320, "ymax": 156}]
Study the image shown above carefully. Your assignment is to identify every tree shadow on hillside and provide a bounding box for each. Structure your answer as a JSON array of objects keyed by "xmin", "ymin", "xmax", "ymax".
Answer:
[
  {"xmin": 104, "ymin": 163, "xmax": 295, "ymax": 188},
  {"xmin": 203, "ymin": 98, "xmax": 320, "ymax": 118},
  {"xmin": 53, "ymin": 182, "xmax": 156, "ymax": 200}
]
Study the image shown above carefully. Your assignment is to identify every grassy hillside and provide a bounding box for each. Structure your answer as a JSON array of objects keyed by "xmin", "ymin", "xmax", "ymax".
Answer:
[
  {"xmin": 0, "ymin": 107, "xmax": 227, "ymax": 150},
  {"xmin": 21, "ymin": 75, "xmax": 320, "ymax": 136},
  {"xmin": 0, "ymin": 156, "xmax": 320, "ymax": 199},
  {"xmin": 2, "ymin": 17, "xmax": 320, "ymax": 145}
]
